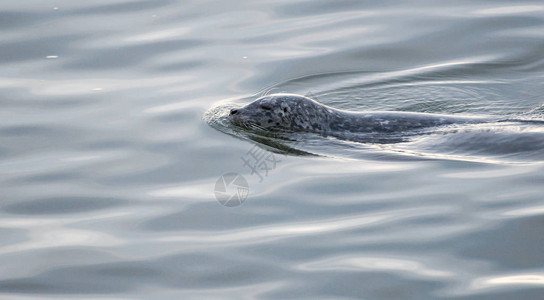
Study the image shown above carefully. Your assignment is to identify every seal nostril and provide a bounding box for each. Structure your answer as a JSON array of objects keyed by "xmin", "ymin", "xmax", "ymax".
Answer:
[{"xmin": 230, "ymin": 109, "xmax": 238, "ymax": 116}]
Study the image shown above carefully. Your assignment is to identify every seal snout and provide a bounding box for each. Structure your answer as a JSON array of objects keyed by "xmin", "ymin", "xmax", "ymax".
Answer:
[{"xmin": 229, "ymin": 108, "xmax": 239, "ymax": 116}]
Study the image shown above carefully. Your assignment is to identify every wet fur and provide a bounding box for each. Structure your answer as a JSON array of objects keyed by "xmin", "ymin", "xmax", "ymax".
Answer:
[{"xmin": 229, "ymin": 94, "xmax": 494, "ymax": 137}]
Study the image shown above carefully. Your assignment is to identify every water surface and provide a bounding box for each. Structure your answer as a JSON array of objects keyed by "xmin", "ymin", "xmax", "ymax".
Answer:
[{"xmin": 1, "ymin": 0, "xmax": 544, "ymax": 299}]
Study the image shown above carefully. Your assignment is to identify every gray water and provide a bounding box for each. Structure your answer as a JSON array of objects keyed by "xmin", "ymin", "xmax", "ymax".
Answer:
[{"xmin": 1, "ymin": 0, "xmax": 544, "ymax": 299}]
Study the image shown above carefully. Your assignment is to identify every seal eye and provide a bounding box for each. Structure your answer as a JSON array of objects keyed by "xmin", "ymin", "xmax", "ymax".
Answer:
[{"xmin": 261, "ymin": 104, "xmax": 272, "ymax": 110}]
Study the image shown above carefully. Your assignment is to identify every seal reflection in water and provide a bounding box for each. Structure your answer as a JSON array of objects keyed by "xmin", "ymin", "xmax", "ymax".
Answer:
[{"xmin": 229, "ymin": 94, "xmax": 492, "ymax": 138}]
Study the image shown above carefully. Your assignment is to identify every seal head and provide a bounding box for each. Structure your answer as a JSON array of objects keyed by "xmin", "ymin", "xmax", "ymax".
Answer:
[{"xmin": 229, "ymin": 94, "xmax": 332, "ymax": 133}]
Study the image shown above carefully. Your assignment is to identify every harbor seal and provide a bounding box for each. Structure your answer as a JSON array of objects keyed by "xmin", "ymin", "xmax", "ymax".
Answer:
[{"xmin": 229, "ymin": 94, "xmax": 493, "ymax": 138}]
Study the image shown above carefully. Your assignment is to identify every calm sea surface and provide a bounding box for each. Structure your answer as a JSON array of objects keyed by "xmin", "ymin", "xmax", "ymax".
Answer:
[{"xmin": 1, "ymin": 0, "xmax": 544, "ymax": 299}]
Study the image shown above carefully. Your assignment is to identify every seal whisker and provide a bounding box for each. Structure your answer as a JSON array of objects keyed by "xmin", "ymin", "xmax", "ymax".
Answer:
[
  {"xmin": 249, "ymin": 124, "xmax": 267, "ymax": 131},
  {"xmin": 240, "ymin": 120, "xmax": 266, "ymax": 132}
]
